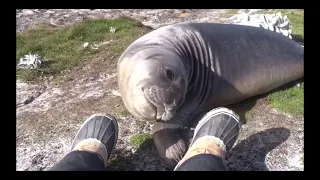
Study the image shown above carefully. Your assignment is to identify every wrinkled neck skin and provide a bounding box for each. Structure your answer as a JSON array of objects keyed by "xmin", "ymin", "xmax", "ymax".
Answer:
[{"xmin": 144, "ymin": 24, "xmax": 305, "ymax": 130}]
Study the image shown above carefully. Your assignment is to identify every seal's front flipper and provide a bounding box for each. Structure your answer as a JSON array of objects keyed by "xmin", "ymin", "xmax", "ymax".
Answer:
[{"xmin": 152, "ymin": 121, "xmax": 187, "ymax": 170}]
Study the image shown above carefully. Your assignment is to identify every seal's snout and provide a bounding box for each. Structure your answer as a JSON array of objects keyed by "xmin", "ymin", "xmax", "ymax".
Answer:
[
  {"xmin": 125, "ymin": 60, "xmax": 187, "ymax": 121},
  {"xmin": 141, "ymin": 84, "xmax": 184, "ymax": 121}
]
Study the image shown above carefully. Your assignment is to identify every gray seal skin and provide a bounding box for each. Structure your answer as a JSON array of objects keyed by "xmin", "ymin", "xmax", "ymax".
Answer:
[{"xmin": 117, "ymin": 23, "xmax": 304, "ymax": 169}]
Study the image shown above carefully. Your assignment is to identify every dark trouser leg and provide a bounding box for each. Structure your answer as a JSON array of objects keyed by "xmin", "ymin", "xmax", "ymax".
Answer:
[
  {"xmin": 50, "ymin": 151, "xmax": 105, "ymax": 171},
  {"xmin": 174, "ymin": 154, "xmax": 227, "ymax": 171}
]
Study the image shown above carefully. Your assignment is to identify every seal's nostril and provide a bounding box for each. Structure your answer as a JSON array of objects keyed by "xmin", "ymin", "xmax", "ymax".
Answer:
[{"xmin": 141, "ymin": 87, "xmax": 145, "ymax": 91}]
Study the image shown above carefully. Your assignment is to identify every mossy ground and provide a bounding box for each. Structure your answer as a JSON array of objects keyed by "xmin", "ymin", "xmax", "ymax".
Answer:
[
  {"xmin": 16, "ymin": 17, "xmax": 151, "ymax": 82},
  {"xmin": 130, "ymin": 133, "xmax": 152, "ymax": 148}
]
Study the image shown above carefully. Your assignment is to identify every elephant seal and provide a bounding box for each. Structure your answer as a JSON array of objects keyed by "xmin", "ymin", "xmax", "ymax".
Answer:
[{"xmin": 117, "ymin": 23, "xmax": 304, "ymax": 169}]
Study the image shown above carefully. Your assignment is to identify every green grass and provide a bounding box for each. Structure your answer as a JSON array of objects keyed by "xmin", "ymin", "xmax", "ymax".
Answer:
[
  {"xmin": 267, "ymin": 83, "xmax": 304, "ymax": 116},
  {"xmin": 264, "ymin": 9, "xmax": 304, "ymax": 116},
  {"xmin": 245, "ymin": 110, "xmax": 254, "ymax": 121},
  {"xmin": 130, "ymin": 133, "xmax": 152, "ymax": 148},
  {"xmin": 16, "ymin": 17, "xmax": 151, "ymax": 81},
  {"xmin": 120, "ymin": 109, "xmax": 131, "ymax": 117},
  {"xmin": 283, "ymin": 10, "xmax": 304, "ymax": 38}
]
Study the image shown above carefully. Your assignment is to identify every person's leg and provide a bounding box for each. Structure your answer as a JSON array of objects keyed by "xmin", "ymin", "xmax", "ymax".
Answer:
[
  {"xmin": 174, "ymin": 107, "xmax": 241, "ymax": 171},
  {"xmin": 50, "ymin": 114, "xmax": 118, "ymax": 171}
]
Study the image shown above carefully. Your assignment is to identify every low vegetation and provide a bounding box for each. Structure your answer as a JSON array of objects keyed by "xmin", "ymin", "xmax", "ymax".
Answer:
[
  {"xmin": 16, "ymin": 17, "xmax": 151, "ymax": 81},
  {"xmin": 130, "ymin": 133, "xmax": 152, "ymax": 148}
]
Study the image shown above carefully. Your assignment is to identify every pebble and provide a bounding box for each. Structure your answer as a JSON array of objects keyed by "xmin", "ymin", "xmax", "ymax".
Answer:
[
  {"xmin": 89, "ymin": 76, "xmax": 96, "ymax": 81},
  {"xmin": 46, "ymin": 10, "xmax": 55, "ymax": 14},
  {"xmin": 43, "ymin": 14, "xmax": 51, "ymax": 18},
  {"xmin": 22, "ymin": 9, "xmax": 34, "ymax": 15}
]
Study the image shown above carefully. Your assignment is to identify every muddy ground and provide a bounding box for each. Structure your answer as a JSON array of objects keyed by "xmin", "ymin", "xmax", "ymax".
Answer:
[{"xmin": 16, "ymin": 9, "xmax": 304, "ymax": 171}]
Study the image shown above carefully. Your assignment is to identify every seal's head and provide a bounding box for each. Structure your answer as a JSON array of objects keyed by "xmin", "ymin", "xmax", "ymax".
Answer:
[{"xmin": 118, "ymin": 48, "xmax": 188, "ymax": 121}]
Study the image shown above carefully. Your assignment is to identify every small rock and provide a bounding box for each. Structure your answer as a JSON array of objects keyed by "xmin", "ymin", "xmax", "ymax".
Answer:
[
  {"xmin": 83, "ymin": 42, "xmax": 89, "ymax": 48},
  {"xmin": 17, "ymin": 53, "xmax": 43, "ymax": 70},
  {"xmin": 44, "ymin": 14, "xmax": 51, "ymax": 18},
  {"xmin": 22, "ymin": 9, "xmax": 34, "ymax": 15},
  {"xmin": 112, "ymin": 90, "xmax": 121, "ymax": 97},
  {"xmin": 46, "ymin": 10, "xmax": 55, "ymax": 14},
  {"xmin": 63, "ymin": 14, "xmax": 70, "ymax": 18},
  {"xmin": 66, "ymin": 76, "xmax": 74, "ymax": 82},
  {"xmin": 110, "ymin": 27, "xmax": 116, "ymax": 33},
  {"xmin": 181, "ymin": 12, "xmax": 190, "ymax": 17},
  {"xmin": 31, "ymin": 154, "xmax": 43, "ymax": 165},
  {"xmin": 122, "ymin": 129, "xmax": 130, "ymax": 135},
  {"xmin": 152, "ymin": 15, "xmax": 159, "ymax": 22},
  {"xmin": 81, "ymin": 78, "xmax": 88, "ymax": 82}
]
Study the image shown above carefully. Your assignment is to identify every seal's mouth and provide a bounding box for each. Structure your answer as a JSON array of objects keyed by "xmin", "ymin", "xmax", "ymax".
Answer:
[
  {"xmin": 145, "ymin": 97, "xmax": 164, "ymax": 120},
  {"xmin": 142, "ymin": 87, "xmax": 171, "ymax": 120}
]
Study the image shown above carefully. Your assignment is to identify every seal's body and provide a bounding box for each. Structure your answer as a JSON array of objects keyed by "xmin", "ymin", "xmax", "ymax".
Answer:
[
  {"xmin": 118, "ymin": 23, "xmax": 303, "ymax": 123},
  {"xmin": 117, "ymin": 23, "xmax": 304, "ymax": 168}
]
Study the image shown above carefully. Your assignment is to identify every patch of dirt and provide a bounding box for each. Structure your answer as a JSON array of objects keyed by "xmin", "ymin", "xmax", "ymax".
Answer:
[
  {"xmin": 16, "ymin": 9, "xmax": 304, "ymax": 171},
  {"xmin": 16, "ymin": 9, "xmax": 231, "ymax": 33},
  {"xmin": 226, "ymin": 103, "xmax": 304, "ymax": 171}
]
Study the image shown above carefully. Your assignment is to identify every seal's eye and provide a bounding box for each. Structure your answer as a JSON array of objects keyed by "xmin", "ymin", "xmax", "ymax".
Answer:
[
  {"xmin": 160, "ymin": 67, "xmax": 174, "ymax": 81},
  {"xmin": 166, "ymin": 69, "xmax": 174, "ymax": 80}
]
